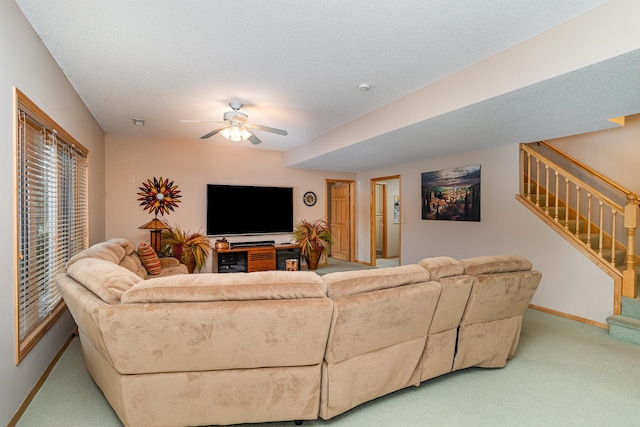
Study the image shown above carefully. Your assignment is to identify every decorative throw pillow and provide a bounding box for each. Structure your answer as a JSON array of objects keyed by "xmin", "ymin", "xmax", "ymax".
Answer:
[{"xmin": 137, "ymin": 241, "xmax": 162, "ymax": 275}]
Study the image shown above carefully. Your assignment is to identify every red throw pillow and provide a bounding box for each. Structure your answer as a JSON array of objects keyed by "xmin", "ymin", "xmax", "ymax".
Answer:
[{"xmin": 138, "ymin": 241, "xmax": 162, "ymax": 275}]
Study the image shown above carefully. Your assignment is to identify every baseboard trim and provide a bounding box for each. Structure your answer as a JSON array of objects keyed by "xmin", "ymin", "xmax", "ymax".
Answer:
[
  {"xmin": 8, "ymin": 332, "xmax": 76, "ymax": 427},
  {"xmin": 529, "ymin": 304, "xmax": 609, "ymax": 329}
]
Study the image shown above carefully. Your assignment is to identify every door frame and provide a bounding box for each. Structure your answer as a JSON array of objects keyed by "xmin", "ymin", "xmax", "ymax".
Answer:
[
  {"xmin": 326, "ymin": 179, "xmax": 356, "ymax": 262},
  {"xmin": 375, "ymin": 183, "xmax": 388, "ymax": 259},
  {"xmin": 370, "ymin": 175, "xmax": 401, "ymax": 266}
]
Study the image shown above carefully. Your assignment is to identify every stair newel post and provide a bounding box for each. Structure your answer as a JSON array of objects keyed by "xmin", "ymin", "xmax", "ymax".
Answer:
[{"xmin": 622, "ymin": 192, "xmax": 638, "ymax": 298}]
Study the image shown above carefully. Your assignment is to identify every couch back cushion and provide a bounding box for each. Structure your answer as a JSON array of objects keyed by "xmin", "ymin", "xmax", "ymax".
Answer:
[
  {"xmin": 418, "ymin": 256, "xmax": 464, "ymax": 279},
  {"xmin": 428, "ymin": 274, "xmax": 473, "ymax": 334},
  {"xmin": 121, "ymin": 271, "xmax": 327, "ymax": 304},
  {"xmin": 459, "ymin": 269, "xmax": 542, "ymax": 325},
  {"xmin": 66, "ymin": 241, "xmax": 126, "ymax": 268},
  {"xmin": 461, "ymin": 255, "xmax": 532, "ymax": 275},
  {"xmin": 117, "ymin": 253, "xmax": 148, "ymax": 279},
  {"xmin": 66, "ymin": 258, "xmax": 143, "ymax": 304},
  {"xmin": 324, "ymin": 281, "xmax": 440, "ymax": 363},
  {"xmin": 322, "ymin": 265, "xmax": 430, "ymax": 298},
  {"xmin": 108, "ymin": 237, "xmax": 148, "ymax": 278},
  {"xmin": 108, "ymin": 237, "xmax": 136, "ymax": 255}
]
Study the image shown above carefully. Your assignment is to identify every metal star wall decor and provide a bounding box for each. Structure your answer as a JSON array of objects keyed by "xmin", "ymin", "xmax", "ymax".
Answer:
[{"xmin": 137, "ymin": 177, "xmax": 182, "ymax": 216}]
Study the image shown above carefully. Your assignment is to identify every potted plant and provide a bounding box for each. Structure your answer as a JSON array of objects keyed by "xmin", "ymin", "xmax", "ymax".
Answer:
[
  {"xmin": 161, "ymin": 225, "xmax": 213, "ymax": 273},
  {"xmin": 291, "ymin": 218, "xmax": 333, "ymax": 270}
]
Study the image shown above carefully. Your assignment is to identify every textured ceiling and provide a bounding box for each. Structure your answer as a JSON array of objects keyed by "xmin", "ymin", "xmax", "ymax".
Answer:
[{"xmin": 14, "ymin": 0, "xmax": 640, "ymax": 172}]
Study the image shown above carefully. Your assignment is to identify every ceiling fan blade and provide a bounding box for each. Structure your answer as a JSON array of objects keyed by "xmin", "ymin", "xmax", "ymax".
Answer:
[
  {"xmin": 246, "ymin": 123, "xmax": 288, "ymax": 136},
  {"xmin": 233, "ymin": 113, "xmax": 248, "ymax": 124},
  {"xmin": 248, "ymin": 133, "xmax": 262, "ymax": 145},
  {"xmin": 200, "ymin": 127, "xmax": 226, "ymax": 139}
]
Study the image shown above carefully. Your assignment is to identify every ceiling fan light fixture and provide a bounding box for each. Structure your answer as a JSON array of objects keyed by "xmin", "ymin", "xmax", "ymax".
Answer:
[{"xmin": 221, "ymin": 124, "xmax": 252, "ymax": 142}]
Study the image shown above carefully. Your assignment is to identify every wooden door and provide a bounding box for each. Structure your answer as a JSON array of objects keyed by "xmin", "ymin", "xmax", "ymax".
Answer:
[{"xmin": 330, "ymin": 183, "xmax": 350, "ymax": 261}]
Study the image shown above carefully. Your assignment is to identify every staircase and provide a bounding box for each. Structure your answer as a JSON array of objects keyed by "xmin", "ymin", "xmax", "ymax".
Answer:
[
  {"xmin": 608, "ymin": 297, "xmax": 640, "ymax": 345},
  {"xmin": 517, "ymin": 141, "xmax": 640, "ymax": 344}
]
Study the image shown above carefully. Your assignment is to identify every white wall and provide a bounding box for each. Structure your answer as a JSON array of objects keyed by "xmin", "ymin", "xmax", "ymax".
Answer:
[
  {"xmin": 0, "ymin": 2, "xmax": 105, "ymax": 425},
  {"xmin": 547, "ymin": 113, "xmax": 640, "ymax": 194},
  {"xmin": 356, "ymin": 143, "xmax": 613, "ymax": 325},
  {"xmin": 105, "ymin": 134, "xmax": 355, "ymax": 271}
]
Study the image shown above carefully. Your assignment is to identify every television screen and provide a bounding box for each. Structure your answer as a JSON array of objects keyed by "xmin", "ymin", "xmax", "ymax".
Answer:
[{"xmin": 207, "ymin": 184, "xmax": 294, "ymax": 236}]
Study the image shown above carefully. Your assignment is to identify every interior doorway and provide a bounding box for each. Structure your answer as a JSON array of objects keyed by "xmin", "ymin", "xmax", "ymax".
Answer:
[
  {"xmin": 370, "ymin": 176, "xmax": 401, "ymax": 267},
  {"xmin": 326, "ymin": 179, "xmax": 356, "ymax": 262}
]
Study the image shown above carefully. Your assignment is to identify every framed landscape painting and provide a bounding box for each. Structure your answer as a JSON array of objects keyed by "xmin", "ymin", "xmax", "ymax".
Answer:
[{"xmin": 421, "ymin": 165, "xmax": 481, "ymax": 221}]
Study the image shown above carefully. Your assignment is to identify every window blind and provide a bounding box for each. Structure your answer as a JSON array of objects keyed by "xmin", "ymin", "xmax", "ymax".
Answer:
[{"xmin": 16, "ymin": 96, "xmax": 88, "ymax": 362}]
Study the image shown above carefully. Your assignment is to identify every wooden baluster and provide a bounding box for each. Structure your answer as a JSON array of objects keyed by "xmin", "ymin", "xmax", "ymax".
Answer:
[
  {"xmin": 554, "ymin": 170, "xmax": 559, "ymax": 222},
  {"xmin": 611, "ymin": 209, "xmax": 616, "ymax": 267},
  {"xmin": 535, "ymin": 158, "xmax": 540, "ymax": 207},
  {"xmin": 518, "ymin": 148, "xmax": 529, "ymax": 200},
  {"xmin": 623, "ymin": 193, "xmax": 638, "ymax": 298},
  {"xmin": 575, "ymin": 185, "xmax": 580, "ymax": 238},
  {"xmin": 527, "ymin": 152, "xmax": 532, "ymax": 201},
  {"xmin": 597, "ymin": 200, "xmax": 603, "ymax": 257},
  {"xmin": 545, "ymin": 164, "xmax": 550, "ymax": 214},
  {"xmin": 564, "ymin": 178, "xmax": 570, "ymax": 230},
  {"xmin": 586, "ymin": 193, "xmax": 592, "ymax": 248}
]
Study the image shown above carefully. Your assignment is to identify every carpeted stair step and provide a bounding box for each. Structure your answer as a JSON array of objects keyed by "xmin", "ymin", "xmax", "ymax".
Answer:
[
  {"xmin": 558, "ymin": 219, "xmax": 587, "ymax": 234},
  {"xmin": 621, "ymin": 296, "xmax": 640, "ymax": 318},
  {"xmin": 577, "ymin": 233, "xmax": 602, "ymax": 248},
  {"xmin": 606, "ymin": 314, "xmax": 640, "ymax": 346},
  {"xmin": 600, "ymin": 248, "xmax": 627, "ymax": 266},
  {"xmin": 523, "ymin": 194, "xmax": 544, "ymax": 207},
  {"xmin": 573, "ymin": 233, "xmax": 626, "ymax": 265},
  {"xmin": 547, "ymin": 206, "xmax": 567, "ymax": 219}
]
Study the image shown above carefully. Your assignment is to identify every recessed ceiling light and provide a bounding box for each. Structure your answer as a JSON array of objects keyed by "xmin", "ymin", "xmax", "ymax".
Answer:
[
  {"xmin": 132, "ymin": 118, "xmax": 145, "ymax": 126},
  {"xmin": 358, "ymin": 83, "xmax": 371, "ymax": 91}
]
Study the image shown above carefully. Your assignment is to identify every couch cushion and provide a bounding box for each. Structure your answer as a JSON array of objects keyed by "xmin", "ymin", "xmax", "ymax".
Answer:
[
  {"xmin": 66, "ymin": 241, "xmax": 126, "ymax": 268},
  {"xmin": 459, "ymin": 269, "xmax": 542, "ymax": 325},
  {"xmin": 66, "ymin": 258, "xmax": 143, "ymax": 304},
  {"xmin": 461, "ymin": 255, "xmax": 532, "ymax": 275},
  {"xmin": 121, "ymin": 271, "xmax": 327, "ymax": 304},
  {"xmin": 324, "ymin": 281, "xmax": 440, "ymax": 363},
  {"xmin": 137, "ymin": 241, "xmax": 162, "ymax": 275},
  {"xmin": 118, "ymin": 253, "xmax": 148, "ymax": 279},
  {"xmin": 322, "ymin": 265, "xmax": 430, "ymax": 299},
  {"xmin": 154, "ymin": 262, "xmax": 189, "ymax": 277},
  {"xmin": 418, "ymin": 256, "xmax": 464, "ymax": 279},
  {"xmin": 108, "ymin": 237, "xmax": 136, "ymax": 255}
]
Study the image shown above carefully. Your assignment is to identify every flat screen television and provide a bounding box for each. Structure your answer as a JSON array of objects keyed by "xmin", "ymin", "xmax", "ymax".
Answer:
[{"xmin": 207, "ymin": 184, "xmax": 294, "ymax": 236}]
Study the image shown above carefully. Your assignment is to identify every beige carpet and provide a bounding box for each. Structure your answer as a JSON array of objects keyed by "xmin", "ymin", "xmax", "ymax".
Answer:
[{"xmin": 17, "ymin": 309, "xmax": 640, "ymax": 426}]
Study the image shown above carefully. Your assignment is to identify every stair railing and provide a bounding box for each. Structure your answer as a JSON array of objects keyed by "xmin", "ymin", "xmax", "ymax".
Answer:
[{"xmin": 518, "ymin": 142, "xmax": 638, "ymax": 308}]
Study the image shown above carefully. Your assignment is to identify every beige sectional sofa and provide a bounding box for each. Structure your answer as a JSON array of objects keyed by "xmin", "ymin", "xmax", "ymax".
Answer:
[{"xmin": 56, "ymin": 238, "xmax": 542, "ymax": 427}]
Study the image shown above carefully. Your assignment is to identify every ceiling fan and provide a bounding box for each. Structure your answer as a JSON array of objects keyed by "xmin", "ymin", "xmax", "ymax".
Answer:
[{"xmin": 181, "ymin": 102, "xmax": 288, "ymax": 145}]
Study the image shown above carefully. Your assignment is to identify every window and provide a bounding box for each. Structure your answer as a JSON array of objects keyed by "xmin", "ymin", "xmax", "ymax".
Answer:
[{"xmin": 15, "ymin": 89, "xmax": 89, "ymax": 363}]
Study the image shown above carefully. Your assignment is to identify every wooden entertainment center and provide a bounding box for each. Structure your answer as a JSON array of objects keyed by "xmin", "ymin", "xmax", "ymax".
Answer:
[{"xmin": 213, "ymin": 243, "xmax": 301, "ymax": 273}]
